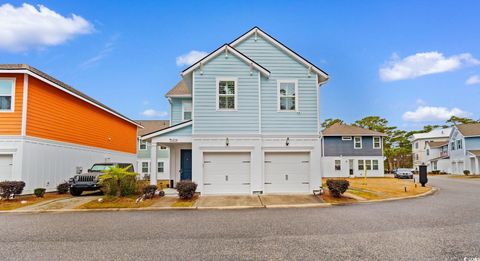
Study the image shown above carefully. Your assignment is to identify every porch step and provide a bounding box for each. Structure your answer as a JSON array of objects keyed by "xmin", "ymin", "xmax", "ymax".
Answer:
[{"xmin": 162, "ymin": 188, "xmax": 178, "ymax": 197}]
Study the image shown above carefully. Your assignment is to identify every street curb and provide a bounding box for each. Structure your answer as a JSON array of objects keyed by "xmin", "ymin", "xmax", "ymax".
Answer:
[{"xmin": 0, "ymin": 187, "xmax": 437, "ymax": 214}]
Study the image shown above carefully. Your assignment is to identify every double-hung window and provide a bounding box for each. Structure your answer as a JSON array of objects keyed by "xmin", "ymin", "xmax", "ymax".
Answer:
[
  {"xmin": 157, "ymin": 162, "xmax": 164, "ymax": 173},
  {"xmin": 358, "ymin": 160, "xmax": 364, "ymax": 170},
  {"xmin": 373, "ymin": 137, "xmax": 381, "ymax": 149},
  {"xmin": 217, "ymin": 79, "xmax": 236, "ymax": 110},
  {"xmin": 354, "ymin": 137, "xmax": 362, "ymax": 149},
  {"xmin": 335, "ymin": 160, "xmax": 341, "ymax": 171},
  {"xmin": 139, "ymin": 140, "xmax": 147, "ymax": 150},
  {"xmin": 182, "ymin": 100, "xmax": 192, "ymax": 120},
  {"xmin": 278, "ymin": 80, "xmax": 297, "ymax": 111},
  {"xmin": 141, "ymin": 162, "xmax": 149, "ymax": 173},
  {"xmin": 365, "ymin": 160, "xmax": 372, "ymax": 170},
  {"xmin": 457, "ymin": 140, "xmax": 463, "ymax": 150},
  {"xmin": 0, "ymin": 79, "xmax": 14, "ymax": 111},
  {"xmin": 372, "ymin": 160, "xmax": 379, "ymax": 170}
]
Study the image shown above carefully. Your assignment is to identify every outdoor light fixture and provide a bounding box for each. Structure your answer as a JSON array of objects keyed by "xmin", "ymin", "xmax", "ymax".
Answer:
[
  {"xmin": 286, "ymin": 137, "xmax": 290, "ymax": 146},
  {"xmin": 226, "ymin": 137, "xmax": 229, "ymax": 146}
]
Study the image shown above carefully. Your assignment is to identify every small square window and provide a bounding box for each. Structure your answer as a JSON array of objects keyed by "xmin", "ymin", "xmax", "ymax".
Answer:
[
  {"xmin": 335, "ymin": 160, "xmax": 341, "ymax": 171},
  {"xmin": 159, "ymin": 146, "xmax": 167, "ymax": 150},
  {"xmin": 182, "ymin": 100, "xmax": 192, "ymax": 120},
  {"xmin": 342, "ymin": 136, "xmax": 352, "ymax": 141},
  {"xmin": 0, "ymin": 79, "xmax": 14, "ymax": 111},
  {"xmin": 139, "ymin": 141, "xmax": 147, "ymax": 150}
]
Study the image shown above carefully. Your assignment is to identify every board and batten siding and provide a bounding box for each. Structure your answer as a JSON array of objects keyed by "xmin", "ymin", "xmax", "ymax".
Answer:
[
  {"xmin": 0, "ymin": 73, "xmax": 24, "ymax": 135},
  {"xmin": 193, "ymin": 54, "xmax": 260, "ymax": 134},
  {"xmin": 234, "ymin": 35, "xmax": 318, "ymax": 134},
  {"xmin": 323, "ymin": 136, "xmax": 383, "ymax": 157},
  {"xmin": 25, "ymin": 76, "xmax": 137, "ymax": 154},
  {"xmin": 170, "ymin": 98, "xmax": 191, "ymax": 125}
]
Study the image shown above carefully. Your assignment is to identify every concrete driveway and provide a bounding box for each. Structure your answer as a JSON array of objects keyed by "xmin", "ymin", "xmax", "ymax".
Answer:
[
  {"xmin": 196, "ymin": 194, "xmax": 324, "ymax": 208},
  {"xmin": 0, "ymin": 176, "xmax": 479, "ymax": 260}
]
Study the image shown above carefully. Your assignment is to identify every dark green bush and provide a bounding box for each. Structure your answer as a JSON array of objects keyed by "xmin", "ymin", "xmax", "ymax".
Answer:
[
  {"xmin": 142, "ymin": 185, "xmax": 157, "ymax": 199},
  {"xmin": 34, "ymin": 188, "xmax": 46, "ymax": 198},
  {"xmin": 464, "ymin": 170, "xmax": 470, "ymax": 176},
  {"xmin": 0, "ymin": 181, "xmax": 26, "ymax": 200},
  {"xmin": 57, "ymin": 182, "xmax": 69, "ymax": 194},
  {"xmin": 176, "ymin": 181, "xmax": 197, "ymax": 199},
  {"xmin": 120, "ymin": 175, "xmax": 137, "ymax": 196},
  {"xmin": 326, "ymin": 179, "xmax": 350, "ymax": 198}
]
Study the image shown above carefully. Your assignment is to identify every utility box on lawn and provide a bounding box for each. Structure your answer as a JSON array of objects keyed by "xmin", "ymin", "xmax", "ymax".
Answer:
[{"xmin": 419, "ymin": 165, "xmax": 428, "ymax": 187}]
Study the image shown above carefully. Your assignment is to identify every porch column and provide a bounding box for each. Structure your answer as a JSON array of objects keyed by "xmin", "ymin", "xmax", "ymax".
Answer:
[{"xmin": 150, "ymin": 142, "xmax": 158, "ymax": 185}]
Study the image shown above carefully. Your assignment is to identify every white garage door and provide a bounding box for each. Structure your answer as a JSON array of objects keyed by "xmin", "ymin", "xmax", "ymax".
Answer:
[
  {"xmin": 264, "ymin": 152, "xmax": 310, "ymax": 193},
  {"xmin": 203, "ymin": 152, "xmax": 250, "ymax": 195},
  {"xmin": 0, "ymin": 154, "xmax": 13, "ymax": 181}
]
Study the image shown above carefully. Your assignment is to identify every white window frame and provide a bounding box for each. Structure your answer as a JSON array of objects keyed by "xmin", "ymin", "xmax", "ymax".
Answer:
[
  {"xmin": 457, "ymin": 139, "xmax": 463, "ymax": 150},
  {"xmin": 0, "ymin": 78, "xmax": 15, "ymax": 112},
  {"xmin": 277, "ymin": 79, "xmax": 298, "ymax": 112},
  {"xmin": 334, "ymin": 160, "xmax": 341, "ymax": 171},
  {"xmin": 365, "ymin": 160, "xmax": 372, "ymax": 170},
  {"xmin": 182, "ymin": 100, "xmax": 192, "ymax": 121},
  {"xmin": 372, "ymin": 160, "xmax": 379, "ymax": 170},
  {"xmin": 373, "ymin": 137, "xmax": 381, "ymax": 149},
  {"xmin": 157, "ymin": 161, "xmax": 165, "ymax": 173},
  {"xmin": 358, "ymin": 160, "xmax": 364, "ymax": 170},
  {"xmin": 354, "ymin": 136, "xmax": 362, "ymax": 149},
  {"xmin": 216, "ymin": 77, "xmax": 238, "ymax": 111},
  {"xmin": 141, "ymin": 161, "xmax": 149, "ymax": 173},
  {"xmin": 342, "ymin": 136, "xmax": 352, "ymax": 141},
  {"xmin": 139, "ymin": 140, "xmax": 147, "ymax": 150}
]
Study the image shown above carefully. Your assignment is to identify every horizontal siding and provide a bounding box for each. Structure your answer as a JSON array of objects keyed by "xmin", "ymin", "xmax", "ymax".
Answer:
[
  {"xmin": 235, "ymin": 35, "xmax": 318, "ymax": 133},
  {"xmin": 324, "ymin": 136, "xmax": 383, "ymax": 157},
  {"xmin": 170, "ymin": 98, "xmax": 191, "ymax": 125},
  {"xmin": 161, "ymin": 124, "xmax": 192, "ymax": 137},
  {"xmin": 137, "ymin": 142, "xmax": 170, "ymax": 159},
  {"xmin": 0, "ymin": 73, "xmax": 23, "ymax": 135},
  {"xmin": 193, "ymin": 54, "xmax": 259, "ymax": 134},
  {"xmin": 465, "ymin": 137, "xmax": 480, "ymax": 150},
  {"xmin": 26, "ymin": 77, "xmax": 137, "ymax": 153}
]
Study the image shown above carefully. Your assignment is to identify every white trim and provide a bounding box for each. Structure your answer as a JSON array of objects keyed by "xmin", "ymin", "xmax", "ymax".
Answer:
[
  {"xmin": 181, "ymin": 99, "xmax": 192, "ymax": 121},
  {"xmin": 258, "ymin": 71, "xmax": 261, "ymax": 134},
  {"xmin": 157, "ymin": 160, "xmax": 166, "ymax": 173},
  {"xmin": 181, "ymin": 45, "xmax": 270, "ymax": 77},
  {"xmin": 0, "ymin": 77, "xmax": 16, "ymax": 112},
  {"xmin": 316, "ymin": 74, "xmax": 320, "ymax": 133},
  {"xmin": 0, "ymin": 69, "xmax": 141, "ymax": 127},
  {"xmin": 140, "ymin": 160, "xmax": 150, "ymax": 174},
  {"xmin": 373, "ymin": 136, "xmax": 382, "ymax": 149},
  {"xmin": 192, "ymin": 71, "xmax": 195, "ymax": 134},
  {"xmin": 342, "ymin": 136, "xmax": 352, "ymax": 141},
  {"xmin": 230, "ymin": 27, "xmax": 329, "ymax": 81},
  {"xmin": 139, "ymin": 140, "xmax": 147, "ymax": 150},
  {"xmin": 216, "ymin": 77, "xmax": 238, "ymax": 111},
  {"xmin": 277, "ymin": 79, "xmax": 299, "ymax": 112},
  {"xmin": 21, "ymin": 74, "xmax": 28, "ymax": 135},
  {"xmin": 354, "ymin": 136, "xmax": 362, "ymax": 149},
  {"xmin": 142, "ymin": 121, "xmax": 192, "ymax": 140}
]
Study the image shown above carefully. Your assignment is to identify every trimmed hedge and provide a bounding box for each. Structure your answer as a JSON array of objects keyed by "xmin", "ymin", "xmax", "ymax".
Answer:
[
  {"xmin": 57, "ymin": 182, "xmax": 70, "ymax": 194},
  {"xmin": 0, "ymin": 181, "xmax": 26, "ymax": 200},
  {"xmin": 34, "ymin": 188, "xmax": 46, "ymax": 198},
  {"xmin": 326, "ymin": 179, "xmax": 350, "ymax": 198},
  {"xmin": 176, "ymin": 181, "xmax": 197, "ymax": 199}
]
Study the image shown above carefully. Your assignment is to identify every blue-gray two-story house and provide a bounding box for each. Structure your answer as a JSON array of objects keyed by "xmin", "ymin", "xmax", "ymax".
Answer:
[
  {"xmin": 321, "ymin": 123, "xmax": 386, "ymax": 177},
  {"xmin": 142, "ymin": 27, "xmax": 329, "ymax": 195},
  {"xmin": 448, "ymin": 123, "xmax": 480, "ymax": 175}
]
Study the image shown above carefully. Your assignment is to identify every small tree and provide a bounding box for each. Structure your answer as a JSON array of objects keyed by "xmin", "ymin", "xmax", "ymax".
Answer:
[{"xmin": 98, "ymin": 166, "xmax": 139, "ymax": 197}]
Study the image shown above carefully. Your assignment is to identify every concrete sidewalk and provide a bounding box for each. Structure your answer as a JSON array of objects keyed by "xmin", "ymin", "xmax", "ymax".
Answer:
[{"xmin": 15, "ymin": 196, "xmax": 101, "ymax": 212}]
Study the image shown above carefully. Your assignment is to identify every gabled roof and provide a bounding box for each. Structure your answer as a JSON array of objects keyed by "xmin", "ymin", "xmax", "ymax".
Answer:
[
  {"xmin": 0, "ymin": 64, "xmax": 142, "ymax": 127},
  {"xmin": 456, "ymin": 123, "xmax": 480, "ymax": 137},
  {"xmin": 426, "ymin": 141, "xmax": 449, "ymax": 148},
  {"xmin": 230, "ymin": 26, "xmax": 329, "ymax": 83},
  {"xmin": 135, "ymin": 120, "xmax": 169, "ymax": 136},
  {"xmin": 141, "ymin": 120, "xmax": 192, "ymax": 140},
  {"xmin": 165, "ymin": 80, "xmax": 191, "ymax": 98},
  {"xmin": 322, "ymin": 123, "xmax": 387, "ymax": 137},
  {"xmin": 411, "ymin": 128, "xmax": 452, "ymax": 141},
  {"xmin": 468, "ymin": 150, "xmax": 480, "ymax": 156},
  {"xmin": 181, "ymin": 44, "xmax": 271, "ymax": 77}
]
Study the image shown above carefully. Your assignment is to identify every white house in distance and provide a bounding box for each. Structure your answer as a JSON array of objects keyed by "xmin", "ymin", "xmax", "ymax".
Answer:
[
  {"xmin": 425, "ymin": 141, "xmax": 450, "ymax": 173},
  {"xmin": 411, "ymin": 128, "xmax": 452, "ymax": 171},
  {"xmin": 449, "ymin": 123, "xmax": 480, "ymax": 175}
]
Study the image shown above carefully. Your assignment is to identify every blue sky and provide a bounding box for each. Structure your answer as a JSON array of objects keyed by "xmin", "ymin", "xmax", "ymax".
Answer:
[{"xmin": 1, "ymin": 0, "xmax": 479, "ymax": 130}]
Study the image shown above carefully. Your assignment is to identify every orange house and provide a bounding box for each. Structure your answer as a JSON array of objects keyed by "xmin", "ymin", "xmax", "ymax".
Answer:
[{"xmin": 0, "ymin": 64, "xmax": 141, "ymax": 192}]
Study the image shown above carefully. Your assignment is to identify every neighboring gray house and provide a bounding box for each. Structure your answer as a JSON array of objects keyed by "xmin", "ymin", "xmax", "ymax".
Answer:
[
  {"xmin": 448, "ymin": 123, "xmax": 480, "ymax": 175},
  {"xmin": 136, "ymin": 120, "xmax": 170, "ymax": 181},
  {"xmin": 141, "ymin": 27, "xmax": 329, "ymax": 195},
  {"xmin": 321, "ymin": 123, "xmax": 386, "ymax": 177}
]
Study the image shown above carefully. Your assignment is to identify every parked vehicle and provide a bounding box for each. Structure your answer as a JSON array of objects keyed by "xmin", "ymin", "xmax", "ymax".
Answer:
[
  {"xmin": 394, "ymin": 168, "xmax": 414, "ymax": 179},
  {"xmin": 68, "ymin": 163, "xmax": 134, "ymax": 196}
]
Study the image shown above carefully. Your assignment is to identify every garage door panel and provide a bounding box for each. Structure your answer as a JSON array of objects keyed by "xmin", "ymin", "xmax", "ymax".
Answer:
[
  {"xmin": 0, "ymin": 154, "xmax": 13, "ymax": 181},
  {"xmin": 264, "ymin": 152, "xmax": 310, "ymax": 193},
  {"xmin": 203, "ymin": 152, "xmax": 251, "ymax": 195}
]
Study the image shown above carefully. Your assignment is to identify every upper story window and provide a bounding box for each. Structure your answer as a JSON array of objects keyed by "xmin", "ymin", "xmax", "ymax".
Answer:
[
  {"xmin": 182, "ymin": 100, "xmax": 192, "ymax": 120},
  {"xmin": 278, "ymin": 80, "xmax": 298, "ymax": 111},
  {"xmin": 217, "ymin": 78, "xmax": 237, "ymax": 110},
  {"xmin": 426, "ymin": 149, "xmax": 430, "ymax": 156},
  {"xmin": 0, "ymin": 79, "xmax": 14, "ymax": 112},
  {"xmin": 373, "ymin": 137, "xmax": 381, "ymax": 149},
  {"xmin": 139, "ymin": 140, "xmax": 147, "ymax": 150},
  {"xmin": 159, "ymin": 146, "xmax": 167, "ymax": 150},
  {"xmin": 415, "ymin": 142, "xmax": 419, "ymax": 149},
  {"xmin": 451, "ymin": 141, "xmax": 455, "ymax": 151},
  {"xmin": 457, "ymin": 140, "xmax": 463, "ymax": 150},
  {"xmin": 342, "ymin": 136, "xmax": 352, "ymax": 141},
  {"xmin": 354, "ymin": 137, "xmax": 362, "ymax": 149}
]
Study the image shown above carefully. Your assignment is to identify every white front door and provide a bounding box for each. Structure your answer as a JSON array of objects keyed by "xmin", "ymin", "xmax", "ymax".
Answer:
[
  {"xmin": 203, "ymin": 152, "xmax": 251, "ymax": 195},
  {"xmin": 264, "ymin": 152, "xmax": 310, "ymax": 193},
  {"xmin": 0, "ymin": 154, "xmax": 13, "ymax": 181}
]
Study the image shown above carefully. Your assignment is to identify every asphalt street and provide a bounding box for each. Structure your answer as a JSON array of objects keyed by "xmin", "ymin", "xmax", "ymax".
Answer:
[{"xmin": 0, "ymin": 176, "xmax": 479, "ymax": 260}]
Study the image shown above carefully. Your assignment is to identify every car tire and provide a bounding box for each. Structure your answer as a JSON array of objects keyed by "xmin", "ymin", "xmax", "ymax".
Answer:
[{"xmin": 70, "ymin": 188, "xmax": 83, "ymax": 196}]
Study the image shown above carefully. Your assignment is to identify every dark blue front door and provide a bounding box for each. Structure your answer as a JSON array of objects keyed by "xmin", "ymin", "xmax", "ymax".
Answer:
[{"xmin": 180, "ymin": 149, "xmax": 192, "ymax": 181}]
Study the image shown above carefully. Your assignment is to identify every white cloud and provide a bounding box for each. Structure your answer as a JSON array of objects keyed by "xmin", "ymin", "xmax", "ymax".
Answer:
[
  {"xmin": 380, "ymin": 52, "xmax": 480, "ymax": 81},
  {"xmin": 141, "ymin": 109, "xmax": 168, "ymax": 118},
  {"xmin": 465, "ymin": 75, "xmax": 480, "ymax": 85},
  {"xmin": 80, "ymin": 34, "xmax": 119, "ymax": 69},
  {"xmin": 415, "ymin": 99, "xmax": 427, "ymax": 106},
  {"xmin": 176, "ymin": 50, "xmax": 208, "ymax": 66},
  {"xmin": 402, "ymin": 106, "xmax": 471, "ymax": 122},
  {"xmin": 0, "ymin": 3, "xmax": 93, "ymax": 52}
]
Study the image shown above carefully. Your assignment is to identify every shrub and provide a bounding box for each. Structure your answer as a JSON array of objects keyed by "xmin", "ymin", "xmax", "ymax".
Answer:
[
  {"xmin": 158, "ymin": 190, "xmax": 165, "ymax": 197},
  {"xmin": 57, "ymin": 182, "xmax": 69, "ymax": 194},
  {"xmin": 326, "ymin": 179, "xmax": 350, "ymax": 198},
  {"xmin": 142, "ymin": 185, "xmax": 157, "ymax": 199},
  {"xmin": 431, "ymin": 170, "xmax": 440, "ymax": 174},
  {"xmin": 176, "ymin": 181, "xmax": 197, "ymax": 199},
  {"xmin": 464, "ymin": 170, "xmax": 470, "ymax": 176},
  {"xmin": 34, "ymin": 188, "xmax": 46, "ymax": 198},
  {"xmin": 0, "ymin": 181, "xmax": 26, "ymax": 200},
  {"xmin": 98, "ymin": 166, "xmax": 138, "ymax": 197}
]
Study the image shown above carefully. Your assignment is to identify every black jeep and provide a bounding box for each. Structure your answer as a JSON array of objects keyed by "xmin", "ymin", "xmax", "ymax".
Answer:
[{"xmin": 68, "ymin": 163, "xmax": 134, "ymax": 196}]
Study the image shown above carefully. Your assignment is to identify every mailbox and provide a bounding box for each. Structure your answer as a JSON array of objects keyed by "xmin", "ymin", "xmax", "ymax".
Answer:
[{"xmin": 419, "ymin": 165, "xmax": 428, "ymax": 187}]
